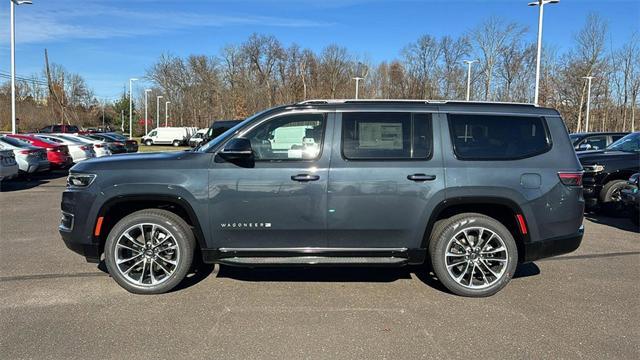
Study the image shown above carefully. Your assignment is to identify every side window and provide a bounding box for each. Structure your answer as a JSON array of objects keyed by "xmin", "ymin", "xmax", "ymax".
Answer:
[
  {"xmin": 243, "ymin": 113, "xmax": 325, "ymax": 161},
  {"xmin": 448, "ymin": 114, "xmax": 551, "ymax": 160},
  {"xmin": 582, "ymin": 136, "xmax": 606, "ymax": 150},
  {"xmin": 53, "ymin": 125, "xmax": 62, "ymax": 132},
  {"xmin": 149, "ymin": 131, "xmax": 157, "ymax": 137},
  {"xmin": 342, "ymin": 112, "xmax": 432, "ymax": 160},
  {"xmin": 611, "ymin": 135, "xmax": 625, "ymax": 142}
]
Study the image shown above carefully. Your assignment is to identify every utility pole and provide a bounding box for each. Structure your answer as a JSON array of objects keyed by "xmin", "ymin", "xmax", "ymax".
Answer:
[
  {"xmin": 583, "ymin": 76, "xmax": 594, "ymax": 132},
  {"xmin": 165, "ymin": 101, "xmax": 171, "ymax": 127},
  {"xmin": 463, "ymin": 60, "xmax": 478, "ymax": 101},
  {"xmin": 529, "ymin": 0, "xmax": 559, "ymax": 105},
  {"xmin": 156, "ymin": 95, "xmax": 163, "ymax": 129},
  {"xmin": 120, "ymin": 110, "xmax": 124, "ymax": 132},
  {"xmin": 128, "ymin": 78, "xmax": 138, "ymax": 139}
]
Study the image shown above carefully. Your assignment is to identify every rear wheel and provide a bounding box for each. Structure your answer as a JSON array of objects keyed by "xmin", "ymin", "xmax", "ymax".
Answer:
[
  {"xmin": 599, "ymin": 180, "xmax": 627, "ymax": 216},
  {"xmin": 429, "ymin": 213, "xmax": 518, "ymax": 297},
  {"xmin": 104, "ymin": 209, "xmax": 195, "ymax": 294},
  {"xmin": 144, "ymin": 139, "xmax": 153, "ymax": 146},
  {"xmin": 172, "ymin": 140, "xmax": 181, "ymax": 147}
]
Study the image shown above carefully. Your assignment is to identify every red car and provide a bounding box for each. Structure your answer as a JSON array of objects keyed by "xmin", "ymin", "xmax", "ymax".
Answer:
[{"xmin": 7, "ymin": 134, "xmax": 73, "ymax": 168}]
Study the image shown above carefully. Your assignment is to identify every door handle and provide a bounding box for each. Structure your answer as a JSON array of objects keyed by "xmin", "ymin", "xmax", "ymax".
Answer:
[
  {"xmin": 407, "ymin": 174, "xmax": 436, "ymax": 182},
  {"xmin": 291, "ymin": 174, "xmax": 320, "ymax": 182}
]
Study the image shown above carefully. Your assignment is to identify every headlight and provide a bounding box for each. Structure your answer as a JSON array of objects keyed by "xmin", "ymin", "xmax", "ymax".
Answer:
[
  {"xmin": 67, "ymin": 173, "xmax": 96, "ymax": 188},
  {"xmin": 583, "ymin": 164, "xmax": 605, "ymax": 173}
]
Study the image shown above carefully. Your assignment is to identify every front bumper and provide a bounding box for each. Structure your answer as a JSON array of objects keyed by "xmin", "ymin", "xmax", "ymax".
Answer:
[
  {"xmin": 523, "ymin": 225, "xmax": 584, "ymax": 262},
  {"xmin": 59, "ymin": 190, "xmax": 101, "ymax": 262}
]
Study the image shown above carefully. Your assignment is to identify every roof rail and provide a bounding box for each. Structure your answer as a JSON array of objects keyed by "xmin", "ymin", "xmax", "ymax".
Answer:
[{"xmin": 295, "ymin": 99, "xmax": 537, "ymax": 107}]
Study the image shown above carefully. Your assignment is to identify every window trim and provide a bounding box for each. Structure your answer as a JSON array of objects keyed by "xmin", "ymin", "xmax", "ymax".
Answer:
[
  {"xmin": 237, "ymin": 111, "xmax": 328, "ymax": 163},
  {"xmin": 340, "ymin": 112, "xmax": 434, "ymax": 162},
  {"xmin": 447, "ymin": 113, "xmax": 553, "ymax": 161}
]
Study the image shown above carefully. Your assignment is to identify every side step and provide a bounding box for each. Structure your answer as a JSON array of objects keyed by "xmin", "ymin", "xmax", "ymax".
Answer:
[{"xmin": 218, "ymin": 256, "xmax": 409, "ymax": 267}]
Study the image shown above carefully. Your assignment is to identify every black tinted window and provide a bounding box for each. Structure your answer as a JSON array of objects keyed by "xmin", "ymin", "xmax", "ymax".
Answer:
[
  {"xmin": 67, "ymin": 126, "xmax": 80, "ymax": 133},
  {"xmin": 52, "ymin": 125, "xmax": 62, "ymax": 132},
  {"xmin": 342, "ymin": 112, "xmax": 432, "ymax": 160},
  {"xmin": 448, "ymin": 114, "xmax": 550, "ymax": 160},
  {"xmin": 581, "ymin": 136, "xmax": 606, "ymax": 150}
]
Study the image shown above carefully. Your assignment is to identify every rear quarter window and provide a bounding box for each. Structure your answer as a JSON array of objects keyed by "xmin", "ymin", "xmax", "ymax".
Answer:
[{"xmin": 448, "ymin": 114, "xmax": 551, "ymax": 160}]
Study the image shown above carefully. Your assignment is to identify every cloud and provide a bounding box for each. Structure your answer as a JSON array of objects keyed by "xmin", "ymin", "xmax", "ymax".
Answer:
[{"xmin": 0, "ymin": 1, "xmax": 332, "ymax": 45}]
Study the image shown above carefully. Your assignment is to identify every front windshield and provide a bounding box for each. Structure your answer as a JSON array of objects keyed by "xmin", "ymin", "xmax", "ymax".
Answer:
[
  {"xmin": 606, "ymin": 132, "xmax": 639, "ymax": 152},
  {"xmin": 197, "ymin": 109, "xmax": 272, "ymax": 152}
]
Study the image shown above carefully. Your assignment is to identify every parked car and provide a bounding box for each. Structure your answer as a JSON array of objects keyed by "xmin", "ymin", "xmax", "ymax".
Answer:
[
  {"xmin": 199, "ymin": 120, "xmax": 242, "ymax": 147},
  {"xmin": 60, "ymin": 100, "xmax": 585, "ymax": 297},
  {"xmin": 60, "ymin": 134, "xmax": 112, "ymax": 157},
  {"xmin": 85, "ymin": 134, "xmax": 128, "ymax": 154},
  {"xmin": 141, "ymin": 127, "xmax": 189, "ymax": 147},
  {"xmin": 90, "ymin": 133, "xmax": 138, "ymax": 153},
  {"xmin": 7, "ymin": 134, "xmax": 73, "ymax": 168},
  {"xmin": 0, "ymin": 148, "xmax": 19, "ymax": 181},
  {"xmin": 188, "ymin": 129, "xmax": 208, "ymax": 147},
  {"xmin": 621, "ymin": 173, "xmax": 639, "ymax": 225},
  {"xmin": 569, "ymin": 132, "xmax": 628, "ymax": 151},
  {"xmin": 0, "ymin": 136, "xmax": 50, "ymax": 174},
  {"xmin": 578, "ymin": 132, "xmax": 640, "ymax": 213},
  {"xmin": 39, "ymin": 124, "xmax": 81, "ymax": 134},
  {"xmin": 36, "ymin": 134, "xmax": 96, "ymax": 163}
]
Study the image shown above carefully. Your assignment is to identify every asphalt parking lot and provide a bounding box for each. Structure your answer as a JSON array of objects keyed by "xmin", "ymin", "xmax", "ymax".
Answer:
[{"xmin": 1, "ymin": 172, "xmax": 639, "ymax": 359}]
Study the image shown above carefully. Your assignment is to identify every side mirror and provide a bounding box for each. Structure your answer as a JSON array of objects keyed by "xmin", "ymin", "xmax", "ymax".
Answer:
[
  {"xmin": 578, "ymin": 143, "xmax": 592, "ymax": 151},
  {"xmin": 219, "ymin": 138, "xmax": 253, "ymax": 160}
]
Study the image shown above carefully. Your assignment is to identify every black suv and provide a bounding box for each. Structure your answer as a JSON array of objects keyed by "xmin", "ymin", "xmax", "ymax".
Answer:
[
  {"xmin": 578, "ymin": 132, "xmax": 640, "ymax": 212},
  {"xmin": 60, "ymin": 100, "xmax": 585, "ymax": 297},
  {"xmin": 570, "ymin": 132, "xmax": 628, "ymax": 151}
]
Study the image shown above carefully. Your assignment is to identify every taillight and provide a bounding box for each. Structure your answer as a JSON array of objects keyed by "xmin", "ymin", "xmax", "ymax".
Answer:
[
  {"xmin": 95, "ymin": 144, "xmax": 103, "ymax": 148},
  {"xmin": 558, "ymin": 171, "xmax": 583, "ymax": 186},
  {"xmin": 18, "ymin": 150, "xmax": 30, "ymax": 155},
  {"xmin": 46, "ymin": 147, "xmax": 55, "ymax": 151},
  {"xmin": 114, "ymin": 142, "xmax": 123, "ymax": 146}
]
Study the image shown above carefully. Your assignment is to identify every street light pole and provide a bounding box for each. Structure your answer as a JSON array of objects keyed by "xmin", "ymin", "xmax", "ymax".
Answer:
[
  {"xmin": 144, "ymin": 89, "xmax": 151, "ymax": 135},
  {"xmin": 529, "ymin": 0, "xmax": 559, "ymax": 106},
  {"xmin": 10, "ymin": 0, "xmax": 33, "ymax": 134},
  {"xmin": 165, "ymin": 101, "xmax": 171, "ymax": 127},
  {"xmin": 352, "ymin": 77, "xmax": 363, "ymax": 99},
  {"xmin": 128, "ymin": 78, "xmax": 138, "ymax": 139},
  {"xmin": 583, "ymin": 76, "xmax": 594, "ymax": 133},
  {"xmin": 463, "ymin": 60, "xmax": 478, "ymax": 101},
  {"xmin": 156, "ymin": 96, "xmax": 163, "ymax": 129}
]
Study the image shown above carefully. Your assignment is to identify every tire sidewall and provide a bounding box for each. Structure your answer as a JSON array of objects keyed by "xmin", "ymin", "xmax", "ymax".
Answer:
[
  {"xmin": 104, "ymin": 211, "xmax": 194, "ymax": 294},
  {"xmin": 431, "ymin": 215, "xmax": 518, "ymax": 297},
  {"xmin": 145, "ymin": 140, "xmax": 153, "ymax": 146}
]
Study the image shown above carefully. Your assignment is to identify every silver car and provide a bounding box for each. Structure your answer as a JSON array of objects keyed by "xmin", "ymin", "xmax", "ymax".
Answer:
[
  {"xmin": 0, "ymin": 136, "xmax": 50, "ymax": 173},
  {"xmin": 0, "ymin": 148, "xmax": 19, "ymax": 181},
  {"xmin": 65, "ymin": 134, "xmax": 112, "ymax": 157},
  {"xmin": 36, "ymin": 134, "xmax": 96, "ymax": 163}
]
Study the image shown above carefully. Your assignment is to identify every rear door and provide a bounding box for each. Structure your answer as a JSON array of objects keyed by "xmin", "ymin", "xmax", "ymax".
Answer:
[{"xmin": 326, "ymin": 111, "xmax": 445, "ymax": 249}]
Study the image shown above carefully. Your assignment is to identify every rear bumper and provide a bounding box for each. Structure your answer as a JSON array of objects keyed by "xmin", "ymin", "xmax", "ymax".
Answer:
[{"xmin": 523, "ymin": 225, "xmax": 584, "ymax": 262}]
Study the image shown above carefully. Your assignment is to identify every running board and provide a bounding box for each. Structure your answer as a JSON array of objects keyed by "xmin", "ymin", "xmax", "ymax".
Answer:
[{"xmin": 217, "ymin": 256, "xmax": 409, "ymax": 267}]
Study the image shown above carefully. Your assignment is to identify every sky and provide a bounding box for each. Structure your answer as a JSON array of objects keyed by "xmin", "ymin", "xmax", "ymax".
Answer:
[{"xmin": 0, "ymin": 0, "xmax": 638, "ymax": 100}]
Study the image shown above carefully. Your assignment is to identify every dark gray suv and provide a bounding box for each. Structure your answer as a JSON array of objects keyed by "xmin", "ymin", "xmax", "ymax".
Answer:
[{"xmin": 60, "ymin": 100, "xmax": 585, "ymax": 297}]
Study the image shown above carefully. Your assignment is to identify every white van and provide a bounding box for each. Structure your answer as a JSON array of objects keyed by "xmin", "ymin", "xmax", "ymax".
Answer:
[{"xmin": 142, "ymin": 127, "xmax": 189, "ymax": 147}]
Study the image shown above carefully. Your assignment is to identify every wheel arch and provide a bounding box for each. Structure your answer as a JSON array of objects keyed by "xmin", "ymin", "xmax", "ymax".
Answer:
[
  {"xmin": 95, "ymin": 194, "xmax": 207, "ymax": 257},
  {"xmin": 421, "ymin": 196, "xmax": 529, "ymax": 262}
]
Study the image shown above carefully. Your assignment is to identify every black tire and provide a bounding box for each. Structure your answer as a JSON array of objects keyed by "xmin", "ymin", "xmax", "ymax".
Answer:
[
  {"xmin": 144, "ymin": 139, "xmax": 153, "ymax": 146},
  {"xmin": 104, "ymin": 209, "xmax": 195, "ymax": 294},
  {"xmin": 599, "ymin": 180, "xmax": 627, "ymax": 216},
  {"xmin": 172, "ymin": 140, "xmax": 181, "ymax": 147},
  {"xmin": 429, "ymin": 213, "xmax": 518, "ymax": 297}
]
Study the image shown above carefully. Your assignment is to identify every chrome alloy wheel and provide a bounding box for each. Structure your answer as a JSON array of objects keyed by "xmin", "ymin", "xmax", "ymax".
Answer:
[
  {"xmin": 445, "ymin": 227, "xmax": 508, "ymax": 289},
  {"xmin": 114, "ymin": 223, "xmax": 180, "ymax": 287}
]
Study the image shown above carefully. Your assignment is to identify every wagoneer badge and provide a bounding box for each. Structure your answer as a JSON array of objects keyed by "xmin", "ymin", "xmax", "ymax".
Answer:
[{"xmin": 221, "ymin": 222, "xmax": 272, "ymax": 229}]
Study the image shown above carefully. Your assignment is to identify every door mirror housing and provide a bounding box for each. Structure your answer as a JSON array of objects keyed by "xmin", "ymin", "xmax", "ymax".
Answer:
[{"xmin": 219, "ymin": 138, "xmax": 253, "ymax": 160}]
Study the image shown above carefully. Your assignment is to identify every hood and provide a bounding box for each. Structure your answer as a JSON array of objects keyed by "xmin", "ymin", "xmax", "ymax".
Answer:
[
  {"xmin": 70, "ymin": 150, "xmax": 209, "ymax": 172},
  {"xmin": 577, "ymin": 150, "xmax": 637, "ymax": 164}
]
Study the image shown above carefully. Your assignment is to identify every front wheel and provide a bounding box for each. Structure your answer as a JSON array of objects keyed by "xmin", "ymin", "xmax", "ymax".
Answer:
[
  {"xmin": 599, "ymin": 179, "xmax": 627, "ymax": 216},
  {"xmin": 429, "ymin": 213, "xmax": 518, "ymax": 297},
  {"xmin": 144, "ymin": 139, "xmax": 153, "ymax": 146},
  {"xmin": 104, "ymin": 209, "xmax": 195, "ymax": 294}
]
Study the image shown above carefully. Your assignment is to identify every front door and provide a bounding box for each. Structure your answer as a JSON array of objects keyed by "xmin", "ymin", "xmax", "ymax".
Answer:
[
  {"xmin": 327, "ymin": 111, "xmax": 445, "ymax": 249},
  {"xmin": 209, "ymin": 111, "xmax": 333, "ymax": 249}
]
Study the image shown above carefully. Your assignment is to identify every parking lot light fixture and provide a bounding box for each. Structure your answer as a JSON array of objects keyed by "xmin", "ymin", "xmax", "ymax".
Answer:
[
  {"xmin": 529, "ymin": 0, "xmax": 559, "ymax": 106},
  {"xmin": 144, "ymin": 89, "xmax": 152, "ymax": 135},
  {"xmin": 128, "ymin": 78, "xmax": 138, "ymax": 139},
  {"xmin": 165, "ymin": 101, "xmax": 171, "ymax": 127},
  {"xmin": 352, "ymin": 77, "xmax": 363, "ymax": 99},
  {"xmin": 10, "ymin": 0, "xmax": 33, "ymax": 135},
  {"xmin": 463, "ymin": 60, "xmax": 478, "ymax": 101}
]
